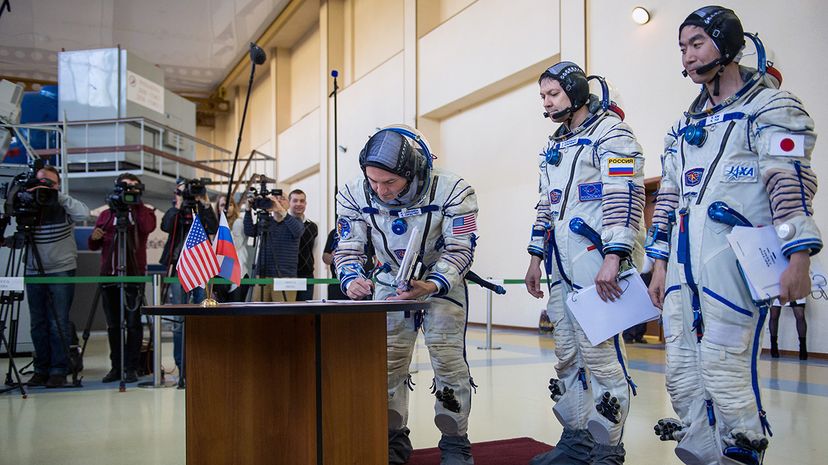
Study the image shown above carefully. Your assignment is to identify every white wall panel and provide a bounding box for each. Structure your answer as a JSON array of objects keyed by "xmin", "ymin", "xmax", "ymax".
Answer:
[
  {"xmin": 335, "ymin": 52, "xmax": 406, "ymax": 187},
  {"xmin": 290, "ymin": 24, "xmax": 321, "ymax": 124},
  {"xmin": 418, "ymin": 0, "xmax": 559, "ymax": 117},
  {"xmin": 353, "ymin": 0, "xmax": 404, "ymax": 80},
  {"xmin": 278, "ymin": 107, "xmax": 320, "ymax": 181},
  {"xmin": 438, "ymin": 82, "xmax": 553, "ymax": 327}
]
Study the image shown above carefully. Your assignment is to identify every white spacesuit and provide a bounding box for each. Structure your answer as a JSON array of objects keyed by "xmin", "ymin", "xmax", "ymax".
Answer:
[
  {"xmin": 647, "ymin": 7, "xmax": 820, "ymax": 465},
  {"xmin": 335, "ymin": 126, "xmax": 478, "ymax": 465},
  {"xmin": 527, "ymin": 62, "xmax": 645, "ymax": 465}
]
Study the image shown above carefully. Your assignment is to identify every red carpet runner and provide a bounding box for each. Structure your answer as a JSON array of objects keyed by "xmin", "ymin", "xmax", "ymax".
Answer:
[{"xmin": 408, "ymin": 437, "xmax": 553, "ymax": 465}]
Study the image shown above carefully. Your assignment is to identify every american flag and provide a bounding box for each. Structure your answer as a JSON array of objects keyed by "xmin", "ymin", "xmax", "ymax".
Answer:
[
  {"xmin": 451, "ymin": 213, "xmax": 477, "ymax": 235},
  {"xmin": 176, "ymin": 215, "xmax": 219, "ymax": 292}
]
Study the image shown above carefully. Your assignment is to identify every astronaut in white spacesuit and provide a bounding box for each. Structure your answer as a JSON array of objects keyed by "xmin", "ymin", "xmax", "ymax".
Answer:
[
  {"xmin": 334, "ymin": 125, "xmax": 479, "ymax": 465},
  {"xmin": 646, "ymin": 6, "xmax": 819, "ymax": 465},
  {"xmin": 524, "ymin": 61, "xmax": 645, "ymax": 465}
]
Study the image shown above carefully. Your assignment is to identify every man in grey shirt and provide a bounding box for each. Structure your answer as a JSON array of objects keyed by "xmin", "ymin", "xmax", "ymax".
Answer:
[{"xmin": 21, "ymin": 166, "xmax": 89, "ymax": 388}]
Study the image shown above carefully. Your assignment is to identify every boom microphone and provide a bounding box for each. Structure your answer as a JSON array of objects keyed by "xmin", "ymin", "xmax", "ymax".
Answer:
[
  {"xmin": 543, "ymin": 107, "xmax": 573, "ymax": 120},
  {"xmin": 249, "ymin": 43, "xmax": 266, "ymax": 65}
]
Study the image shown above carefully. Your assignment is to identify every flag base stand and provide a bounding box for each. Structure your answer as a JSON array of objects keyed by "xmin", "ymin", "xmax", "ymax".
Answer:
[{"xmin": 201, "ymin": 298, "xmax": 218, "ymax": 307}]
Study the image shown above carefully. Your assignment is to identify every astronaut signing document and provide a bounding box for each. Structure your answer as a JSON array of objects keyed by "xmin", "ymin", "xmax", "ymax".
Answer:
[
  {"xmin": 334, "ymin": 125, "xmax": 479, "ymax": 465},
  {"xmin": 646, "ymin": 6, "xmax": 820, "ymax": 465},
  {"xmin": 524, "ymin": 61, "xmax": 645, "ymax": 465}
]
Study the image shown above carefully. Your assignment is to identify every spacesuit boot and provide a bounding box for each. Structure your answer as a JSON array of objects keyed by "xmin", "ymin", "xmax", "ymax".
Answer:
[
  {"xmin": 590, "ymin": 442, "xmax": 626, "ymax": 465},
  {"xmin": 389, "ymin": 427, "xmax": 413, "ymax": 465},
  {"xmin": 529, "ymin": 428, "xmax": 594, "ymax": 465},
  {"xmin": 438, "ymin": 434, "xmax": 474, "ymax": 465},
  {"xmin": 722, "ymin": 430, "xmax": 768, "ymax": 465}
]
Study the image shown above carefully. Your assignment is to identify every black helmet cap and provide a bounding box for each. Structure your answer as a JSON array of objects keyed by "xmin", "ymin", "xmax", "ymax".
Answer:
[
  {"xmin": 538, "ymin": 61, "xmax": 590, "ymax": 112},
  {"xmin": 680, "ymin": 6, "xmax": 745, "ymax": 67}
]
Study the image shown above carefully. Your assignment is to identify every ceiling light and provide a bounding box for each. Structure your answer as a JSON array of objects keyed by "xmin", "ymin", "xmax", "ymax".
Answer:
[{"xmin": 632, "ymin": 7, "xmax": 650, "ymax": 25}]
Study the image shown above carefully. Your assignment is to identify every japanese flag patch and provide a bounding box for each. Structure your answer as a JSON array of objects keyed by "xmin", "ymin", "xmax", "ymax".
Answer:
[
  {"xmin": 607, "ymin": 157, "xmax": 635, "ymax": 177},
  {"xmin": 769, "ymin": 133, "xmax": 805, "ymax": 157}
]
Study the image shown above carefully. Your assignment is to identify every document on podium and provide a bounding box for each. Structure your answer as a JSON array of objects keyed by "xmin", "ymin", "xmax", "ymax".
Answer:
[
  {"xmin": 726, "ymin": 226, "xmax": 826, "ymax": 301},
  {"xmin": 565, "ymin": 269, "xmax": 661, "ymax": 346}
]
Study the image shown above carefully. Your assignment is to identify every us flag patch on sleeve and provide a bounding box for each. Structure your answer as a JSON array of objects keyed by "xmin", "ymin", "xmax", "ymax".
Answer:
[
  {"xmin": 769, "ymin": 133, "xmax": 805, "ymax": 157},
  {"xmin": 452, "ymin": 213, "xmax": 477, "ymax": 235}
]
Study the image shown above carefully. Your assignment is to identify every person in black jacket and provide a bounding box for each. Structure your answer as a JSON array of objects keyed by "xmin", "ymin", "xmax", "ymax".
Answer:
[{"xmin": 160, "ymin": 179, "xmax": 217, "ymax": 375}]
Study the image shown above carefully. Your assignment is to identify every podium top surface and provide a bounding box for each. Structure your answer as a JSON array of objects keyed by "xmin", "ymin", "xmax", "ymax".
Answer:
[{"xmin": 142, "ymin": 299, "xmax": 430, "ymax": 316}]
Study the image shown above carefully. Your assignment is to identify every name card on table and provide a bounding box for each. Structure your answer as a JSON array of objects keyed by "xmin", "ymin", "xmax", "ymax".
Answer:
[
  {"xmin": 0, "ymin": 277, "xmax": 24, "ymax": 291},
  {"xmin": 273, "ymin": 278, "xmax": 308, "ymax": 291}
]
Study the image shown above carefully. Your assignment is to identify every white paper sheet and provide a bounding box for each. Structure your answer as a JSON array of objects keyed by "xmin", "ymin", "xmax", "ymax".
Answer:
[
  {"xmin": 726, "ymin": 226, "xmax": 826, "ymax": 301},
  {"xmin": 566, "ymin": 270, "xmax": 661, "ymax": 346}
]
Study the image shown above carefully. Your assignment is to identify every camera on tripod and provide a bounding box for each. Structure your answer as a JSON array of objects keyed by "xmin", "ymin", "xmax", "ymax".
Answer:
[
  {"xmin": 247, "ymin": 176, "xmax": 282, "ymax": 212},
  {"xmin": 176, "ymin": 177, "xmax": 212, "ymax": 210},
  {"xmin": 0, "ymin": 160, "xmax": 58, "ymax": 228},
  {"xmin": 107, "ymin": 181, "xmax": 145, "ymax": 212}
]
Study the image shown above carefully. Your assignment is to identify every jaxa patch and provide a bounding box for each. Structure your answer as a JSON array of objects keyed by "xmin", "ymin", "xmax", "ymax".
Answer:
[
  {"xmin": 684, "ymin": 168, "xmax": 705, "ymax": 187},
  {"xmin": 549, "ymin": 189, "xmax": 563, "ymax": 204},
  {"xmin": 394, "ymin": 249, "xmax": 407, "ymax": 260},
  {"xmin": 337, "ymin": 218, "xmax": 351, "ymax": 239},
  {"xmin": 607, "ymin": 158, "xmax": 635, "ymax": 177},
  {"xmin": 722, "ymin": 161, "xmax": 758, "ymax": 183},
  {"xmin": 578, "ymin": 182, "xmax": 603, "ymax": 202}
]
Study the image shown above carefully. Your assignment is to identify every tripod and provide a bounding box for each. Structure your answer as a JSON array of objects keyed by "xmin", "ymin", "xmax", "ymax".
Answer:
[
  {"xmin": 1, "ymin": 216, "xmax": 82, "ymax": 392},
  {"xmin": 248, "ymin": 207, "xmax": 288, "ymax": 302},
  {"xmin": 0, "ymin": 217, "xmax": 28, "ymax": 397}
]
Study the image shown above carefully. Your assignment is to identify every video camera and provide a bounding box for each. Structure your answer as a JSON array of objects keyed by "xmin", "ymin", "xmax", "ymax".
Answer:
[
  {"xmin": 247, "ymin": 176, "xmax": 282, "ymax": 212},
  {"xmin": 107, "ymin": 181, "xmax": 145, "ymax": 212},
  {"xmin": 0, "ymin": 159, "xmax": 58, "ymax": 227},
  {"xmin": 176, "ymin": 177, "xmax": 212, "ymax": 210}
]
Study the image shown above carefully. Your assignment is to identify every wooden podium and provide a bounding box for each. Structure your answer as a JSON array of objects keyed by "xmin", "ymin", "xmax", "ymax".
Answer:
[{"xmin": 144, "ymin": 300, "xmax": 428, "ymax": 465}]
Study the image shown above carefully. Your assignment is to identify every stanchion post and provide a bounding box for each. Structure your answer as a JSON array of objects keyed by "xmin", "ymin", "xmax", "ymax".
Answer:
[
  {"xmin": 478, "ymin": 277, "xmax": 501, "ymax": 350},
  {"xmin": 139, "ymin": 274, "xmax": 175, "ymax": 389}
]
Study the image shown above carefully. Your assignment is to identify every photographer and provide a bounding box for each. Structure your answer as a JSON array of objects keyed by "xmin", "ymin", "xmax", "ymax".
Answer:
[
  {"xmin": 88, "ymin": 173, "xmax": 156, "ymax": 383},
  {"xmin": 160, "ymin": 178, "xmax": 217, "ymax": 374},
  {"xmin": 243, "ymin": 187, "xmax": 303, "ymax": 302},
  {"xmin": 22, "ymin": 165, "xmax": 89, "ymax": 388}
]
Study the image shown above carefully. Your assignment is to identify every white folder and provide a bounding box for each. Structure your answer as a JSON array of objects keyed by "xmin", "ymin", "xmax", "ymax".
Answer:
[{"xmin": 566, "ymin": 269, "xmax": 661, "ymax": 346}]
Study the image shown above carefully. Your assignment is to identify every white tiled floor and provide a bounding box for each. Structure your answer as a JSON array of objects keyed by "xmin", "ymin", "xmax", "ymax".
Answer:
[{"xmin": 3, "ymin": 327, "xmax": 828, "ymax": 464}]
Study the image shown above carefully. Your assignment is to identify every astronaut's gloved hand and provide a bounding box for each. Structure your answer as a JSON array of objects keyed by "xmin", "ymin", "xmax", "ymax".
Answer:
[
  {"xmin": 346, "ymin": 277, "xmax": 374, "ymax": 300},
  {"xmin": 388, "ymin": 279, "xmax": 437, "ymax": 301}
]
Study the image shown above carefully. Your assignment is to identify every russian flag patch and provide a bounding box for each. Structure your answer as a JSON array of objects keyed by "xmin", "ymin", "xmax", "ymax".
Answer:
[
  {"xmin": 769, "ymin": 132, "xmax": 805, "ymax": 157},
  {"xmin": 607, "ymin": 157, "xmax": 635, "ymax": 177},
  {"xmin": 452, "ymin": 213, "xmax": 477, "ymax": 235}
]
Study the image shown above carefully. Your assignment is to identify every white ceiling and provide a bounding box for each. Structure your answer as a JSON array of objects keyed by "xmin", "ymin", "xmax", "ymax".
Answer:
[{"xmin": 0, "ymin": 0, "xmax": 289, "ymax": 95}]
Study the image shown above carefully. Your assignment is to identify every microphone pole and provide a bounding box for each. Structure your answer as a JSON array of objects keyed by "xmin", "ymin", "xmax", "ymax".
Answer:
[
  {"xmin": 329, "ymin": 70, "xmax": 339, "ymax": 210},
  {"xmin": 225, "ymin": 43, "xmax": 267, "ymax": 212}
]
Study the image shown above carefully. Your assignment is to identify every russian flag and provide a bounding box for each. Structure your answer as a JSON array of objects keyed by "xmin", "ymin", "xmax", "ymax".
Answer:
[{"xmin": 213, "ymin": 211, "xmax": 242, "ymax": 287}]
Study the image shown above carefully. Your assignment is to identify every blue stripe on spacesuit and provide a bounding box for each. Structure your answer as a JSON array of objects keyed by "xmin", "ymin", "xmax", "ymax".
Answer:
[
  {"xmin": 781, "ymin": 238, "xmax": 823, "ymax": 257},
  {"xmin": 677, "ymin": 213, "xmax": 704, "ymax": 342},
  {"xmin": 429, "ymin": 272, "xmax": 451, "ymax": 296},
  {"xmin": 701, "ymin": 287, "xmax": 753, "ymax": 317},
  {"xmin": 613, "ymin": 334, "xmax": 637, "ymax": 396},
  {"xmin": 665, "ymin": 285, "xmax": 681, "ymax": 296},
  {"xmin": 794, "ymin": 161, "xmax": 812, "ymax": 216},
  {"xmin": 751, "ymin": 302, "xmax": 773, "ymax": 437},
  {"xmin": 548, "ymin": 228, "xmax": 579, "ymax": 290}
]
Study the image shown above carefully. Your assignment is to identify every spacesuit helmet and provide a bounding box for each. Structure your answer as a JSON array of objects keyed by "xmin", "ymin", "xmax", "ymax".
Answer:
[
  {"xmin": 359, "ymin": 125, "xmax": 432, "ymax": 205},
  {"xmin": 538, "ymin": 61, "xmax": 590, "ymax": 117},
  {"xmin": 680, "ymin": 6, "xmax": 745, "ymax": 71}
]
